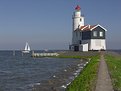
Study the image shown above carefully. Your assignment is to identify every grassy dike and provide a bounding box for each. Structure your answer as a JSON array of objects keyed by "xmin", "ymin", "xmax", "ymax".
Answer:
[
  {"xmin": 105, "ymin": 53, "xmax": 121, "ymax": 91},
  {"xmin": 66, "ymin": 54, "xmax": 100, "ymax": 91},
  {"xmin": 53, "ymin": 51, "xmax": 100, "ymax": 60}
]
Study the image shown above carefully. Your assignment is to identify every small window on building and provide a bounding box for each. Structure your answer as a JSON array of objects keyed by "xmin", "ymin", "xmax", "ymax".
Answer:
[
  {"xmin": 100, "ymin": 32, "xmax": 103, "ymax": 37},
  {"xmin": 79, "ymin": 40, "xmax": 81, "ymax": 44},
  {"xmin": 93, "ymin": 31, "xmax": 97, "ymax": 37}
]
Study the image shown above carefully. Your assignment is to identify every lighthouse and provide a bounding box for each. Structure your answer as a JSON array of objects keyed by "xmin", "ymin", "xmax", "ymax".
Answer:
[
  {"xmin": 73, "ymin": 5, "xmax": 84, "ymax": 31},
  {"xmin": 70, "ymin": 5, "xmax": 107, "ymax": 51},
  {"xmin": 72, "ymin": 5, "xmax": 84, "ymax": 45}
]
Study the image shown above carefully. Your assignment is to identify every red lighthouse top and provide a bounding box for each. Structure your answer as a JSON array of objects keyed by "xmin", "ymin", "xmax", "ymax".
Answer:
[{"xmin": 75, "ymin": 5, "xmax": 81, "ymax": 11}]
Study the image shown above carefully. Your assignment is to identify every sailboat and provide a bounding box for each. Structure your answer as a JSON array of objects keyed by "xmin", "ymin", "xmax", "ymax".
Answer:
[{"xmin": 22, "ymin": 42, "xmax": 31, "ymax": 53}]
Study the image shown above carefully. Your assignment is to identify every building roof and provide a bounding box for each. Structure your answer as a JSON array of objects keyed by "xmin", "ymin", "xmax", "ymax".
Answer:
[
  {"xmin": 75, "ymin": 5, "xmax": 81, "ymax": 11},
  {"xmin": 79, "ymin": 24, "xmax": 107, "ymax": 31}
]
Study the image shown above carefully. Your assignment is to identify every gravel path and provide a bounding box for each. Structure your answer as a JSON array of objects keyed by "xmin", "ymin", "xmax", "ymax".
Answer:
[{"xmin": 95, "ymin": 54, "xmax": 114, "ymax": 91}]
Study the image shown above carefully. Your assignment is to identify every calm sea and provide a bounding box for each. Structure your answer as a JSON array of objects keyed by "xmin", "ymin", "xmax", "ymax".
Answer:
[{"xmin": 0, "ymin": 51, "xmax": 85, "ymax": 91}]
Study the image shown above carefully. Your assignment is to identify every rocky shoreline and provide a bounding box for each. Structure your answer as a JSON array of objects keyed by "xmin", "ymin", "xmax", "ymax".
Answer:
[{"xmin": 31, "ymin": 59, "xmax": 89, "ymax": 91}]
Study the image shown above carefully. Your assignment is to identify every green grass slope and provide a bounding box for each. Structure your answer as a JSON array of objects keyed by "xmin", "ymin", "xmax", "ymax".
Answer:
[
  {"xmin": 105, "ymin": 54, "xmax": 121, "ymax": 91},
  {"xmin": 66, "ymin": 55, "xmax": 99, "ymax": 91}
]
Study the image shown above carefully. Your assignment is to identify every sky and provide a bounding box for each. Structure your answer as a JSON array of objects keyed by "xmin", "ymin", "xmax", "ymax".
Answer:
[{"xmin": 0, "ymin": 0, "xmax": 121, "ymax": 50}]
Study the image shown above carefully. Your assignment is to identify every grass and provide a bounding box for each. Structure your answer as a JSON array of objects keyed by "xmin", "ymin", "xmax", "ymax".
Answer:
[
  {"xmin": 66, "ymin": 55, "xmax": 100, "ymax": 91},
  {"xmin": 105, "ymin": 54, "xmax": 121, "ymax": 91},
  {"xmin": 54, "ymin": 55, "xmax": 95, "ymax": 59},
  {"xmin": 52, "ymin": 52, "xmax": 99, "ymax": 59}
]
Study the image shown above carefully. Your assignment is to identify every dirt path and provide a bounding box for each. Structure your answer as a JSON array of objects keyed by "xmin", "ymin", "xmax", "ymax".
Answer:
[{"xmin": 95, "ymin": 54, "xmax": 114, "ymax": 91}]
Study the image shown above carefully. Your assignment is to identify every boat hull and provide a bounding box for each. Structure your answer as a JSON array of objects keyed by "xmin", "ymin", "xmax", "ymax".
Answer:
[{"xmin": 22, "ymin": 51, "xmax": 30, "ymax": 53}]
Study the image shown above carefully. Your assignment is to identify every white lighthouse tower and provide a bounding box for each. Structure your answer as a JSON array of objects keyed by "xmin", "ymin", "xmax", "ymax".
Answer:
[
  {"xmin": 73, "ymin": 5, "xmax": 84, "ymax": 31},
  {"xmin": 72, "ymin": 5, "xmax": 84, "ymax": 45}
]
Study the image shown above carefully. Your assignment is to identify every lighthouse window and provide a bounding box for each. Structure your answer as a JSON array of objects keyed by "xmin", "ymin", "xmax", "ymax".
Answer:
[
  {"xmin": 80, "ymin": 18, "xmax": 82, "ymax": 21},
  {"xmin": 93, "ymin": 31, "xmax": 97, "ymax": 37},
  {"xmin": 100, "ymin": 32, "xmax": 103, "ymax": 37}
]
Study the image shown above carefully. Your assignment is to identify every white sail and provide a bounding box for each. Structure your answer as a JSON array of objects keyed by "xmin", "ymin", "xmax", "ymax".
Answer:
[
  {"xmin": 22, "ymin": 42, "xmax": 31, "ymax": 53},
  {"xmin": 24, "ymin": 43, "xmax": 30, "ymax": 51},
  {"xmin": 27, "ymin": 43, "xmax": 30, "ymax": 51},
  {"xmin": 24, "ymin": 43, "xmax": 28, "ymax": 51}
]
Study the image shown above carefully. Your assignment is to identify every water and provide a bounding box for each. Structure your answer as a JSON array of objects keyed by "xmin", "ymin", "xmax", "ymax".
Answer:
[{"xmin": 0, "ymin": 51, "xmax": 86, "ymax": 91}]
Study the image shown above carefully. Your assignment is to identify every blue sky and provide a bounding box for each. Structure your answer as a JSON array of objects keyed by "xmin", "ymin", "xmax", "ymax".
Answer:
[{"xmin": 0, "ymin": 0, "xmax": 121, "ymax": 50}]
